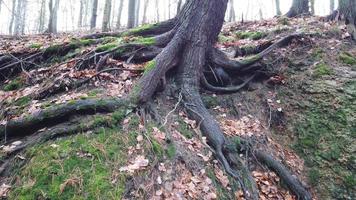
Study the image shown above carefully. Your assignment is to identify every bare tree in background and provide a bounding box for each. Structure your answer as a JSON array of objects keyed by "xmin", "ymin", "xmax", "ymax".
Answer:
[
  {"xmin": 286, "ymin": 0, "xmax": 309, "ymax": 17},
  {"xmin": 228, "ymin": 0, "xmax": 236, "ymax": 22},
  {"xmin": 48, "ymin": 0, "xmax": 60, "ymax": 33},
  {"xmin": 14, "ymin": 0, "xmax": 26, "ymax": 35},
  {"xmin": 0, "ymin": 0, "xmax": 2, "ymax": 16},
  {"xmin": 155, "ymin": 0, "xmax": 159, "ymax": 22},
  {"xmin": 127, "ymin": 0, "xmax": 136, "ymax": 28},
  {"xmin": 330, "ymin": 0, "xmax": 335, "ymax": 13},
  {"xmin": 9, "ymin": 0, "xmax": 17, "ymax": 34},
  {"xmin": 90, "ymin": 0, "xmax": 98, "ymax": 30},
  {"xmin": 78, "ymin": 0, "xmax": 84, "ymax": 27},
  {"xmin": 116, "ymin": 0, "xmax": 124, "ymax": 29},
  {"xmin": 176, "ymin": 0, "xmax": 182, "ymax": 14},
  {"xmin": 275, "ymin": 0, "xmax": 282, "ymax": 15},
  {"xmin": 38, "ymin": 0, "xmax": 47, "ymax": 33},
  {"xmin": 135, "ymin": 0, "xmax": 141, "ymax": 27},
  {"xmin": 142, "ymin": 0, "xmax": 149, "ymax": 24},
  {"xmin": 310, "ymin": 0, "xmax": 315, "ymax": 15},
  {"xmin": 102, "ymin": 0, "xmax": 112, "ymax": 31}
]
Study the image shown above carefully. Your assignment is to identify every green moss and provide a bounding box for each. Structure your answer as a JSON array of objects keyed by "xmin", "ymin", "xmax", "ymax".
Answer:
[
  {"xmin": 313, "ymin": 63, "xmax": 333, "ymax": 77},
  {"xmin": 44, "ymin": 44, "xmax": 62, "ymax": 55},
  {"xmin": 151, "ymin": 139, "xmax": 164, "ymax": 158},
  {"xmin": 218, "ymin": 34, "xmax": 235, "ymax": 43},
  {"xmin": 3, "ymin": 77, "xmax": 23, "ymax": 91},
  {"xmin": 311, "ymin": 48, "xmax": 324, "ymax": 60},
  {"xmin": 308, "ymin": 168, "xmax": 321, "ymax": 186},
  {"xmin": 144, "ymin": 60, "xmax": 156, "ymax": 75},
  {"xmin": 29, "ymin": 43, "xmax": 42, "ymax": 49},
  {"xmin": 202, "ymin": 95, "xmax": 219, "ymax": 109},
  {"xmin": 132, "ymin": 36, "xmax": 156, "ymax": 45},
  {"xmin": 111, "ymin": 109, "xmax": 127, "ymax": 123},
  {"xmin": 14, "ymin": 96, "xmax": 31, "ymax": 107},
  {"xmin": 176, "ymin": 119, "xmax": 194, "ymax": 139},
  {"xmin": 125, "ymin": 24, "xmax": 158, "ymax": 36},
  {"xmin": 339, "ymin": 52, "xmax": 356, "ymax": 67},
  {"xmin": 87, "ymin": 89, "xmax": 102, "ymax": 97},
  {"xmin": 79, "ymin": 39, "xmax": 96, "ymax": 46},
  {"xmin": 96, "ymin": 43, "xmax": 117, "ymax": 52},
  {"xmin": 166, "ymin": 143, "xmax": 176, "ymax": 159},
  {"xmin": 93, "ymin": 116, "xmax": 108, "ymax": 127},
  {"xmin": 9, "ymin": 128, "xmax": 133, "ymax": 199},
  {"xmin": 236, "ymin": 31, "xmax": 266, "ymax": 40}
]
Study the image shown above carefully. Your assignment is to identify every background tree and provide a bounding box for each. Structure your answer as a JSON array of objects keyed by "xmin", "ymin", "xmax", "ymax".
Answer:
[
  {"xmin": 176, "ymin": 0, "xmax": 182, "ymax": 14},
  {"xmin": 155, "ymin": 0, "xmax": 159, "ymax": 22},
  {"xmin": 286, "ymin": 0, "xmax": 309, "ymax": 17},
  {"xmin": 48, "ymin": 0, "xmax": 60, "ymax": 33},
  {"xmin": 14, "ymin": 0, "xmax": 27, "ymax": 35},
  {"xmin": 229, "ymin": 0, "xmax": 236, "ymax": 22},
  {"xmin": 116, "ymin": 0, "xmax": 124, "ymax": 29},
  {"xmin": 102, "ymin": 0, "xmax": 112, "ymax": 31},
  {"xmin": 38, "ymin": 0, "xmax": 47, "ymax": 33},
  {"xmin": 78, "ymin": 0, "xmax": 84, "ymax": 28},
  {"xmin": 330, "ymin": 0, "xmax": 335, "ymax": 13},
  {"xmin": 9, "ymin": 0, "xmax": 17, "ymax": 34},
  {"xmin": 127, "ymin": 0, "xmax": 136, "ymax": 28},
  {"xmin": 275, "ymin": 0, "xmax": 282, "ymax": 15},
  {"xmin": 90, "ymin": 0, "xmax": 98, "ymax": 30},
  {"xmin": 310, "ymin": 0, "xmax": 315, "ymax": 15},
  {"xmin": 135, "ymin": 0, "xmax": 141, "ymax": 27},
  {"xmin": 142, "ymin": 0, "xmax": 149, "ymax": 24},
  {"xmin": 339, "ymin": 0, "xmax": 356, "ymax": 39}
]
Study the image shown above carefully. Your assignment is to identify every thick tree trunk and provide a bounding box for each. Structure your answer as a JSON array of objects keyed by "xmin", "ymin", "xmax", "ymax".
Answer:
[
  {"xmin": 90, "ymin": 0, "xmax": 98, "ymax": 30},
  {"xmin": 275, "ymin": 0, "xmax": 282, "ymax": 15},
  {"xmin": 127, "ymin": 0, "xmax": 136, "ymax": 28},
  {"xmin": 102, "ymin": 0, "xmax": 112, "ymax": 31},
  {"xmin": 13, "ymin": 0, "xmax": 23, "ymax": 35},
  {"xmin": 176, "ymin": 0, "xmax": 183, "ymax": 14},
  {"xmin": 286, "ymin": 0, "xmax": 309, "ymax": 17},
  {"xmin": 116, "ymin": 0, "xmax": 124, "ymax": 28}
]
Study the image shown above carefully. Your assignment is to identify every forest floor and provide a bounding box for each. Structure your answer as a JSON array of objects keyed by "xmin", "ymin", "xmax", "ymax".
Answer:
[{"xmin": 0, "ymin": 16, "xmax": 355, "ymax": 199}]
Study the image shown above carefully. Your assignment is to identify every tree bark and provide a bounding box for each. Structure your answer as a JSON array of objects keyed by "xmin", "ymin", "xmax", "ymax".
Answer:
[
  {"xmin": 116, "ymin": 0, "xmax": 124, "ymax": 29},
  {"xmin": 176, "ymin": 0, "xmax": 183, "ymax": 14},
  {"xmin": 286, "ymin": 0, "xmax": 309, "ymax": 17},
  {"xmin": 38, "ymin": 0, "xmax": 46, "ymax": 33},
  {"xmin": 102, "ymin": 0, "xmax": 112, "ymax": 31},
  {"xmin": 155, "ymin": 0, "xmax": 159, "ymax": 22},
  {"xmin": 339, "ymin": 0, "xmax": 356, "ymax": 39},
  {"xmin": 275, "ymin": 0, "xmax": 282, "ymax": 15},
  {"xmin": 13, "ymin": 0, "xmax": 23, "ymax": 35},
  {"xmin": 127, "ymin": 0, "xmax": 136, "ymax": 28},
  {"xmin": 330, "ymin": 0, "xmax": 335, "ymax": 13},
  {"xmin": 90, "ymin": 0, "xmax": 98, "ymax": 30}
]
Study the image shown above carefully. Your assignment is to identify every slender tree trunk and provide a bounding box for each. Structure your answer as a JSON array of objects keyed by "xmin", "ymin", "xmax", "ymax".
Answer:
[
  {"xmin": 116, "ymin": 0, "xmax": 124, "ymax": 29},
  {"xmin": 13, "ymin": 0, "xmax": 23, "ymax": 35},
  {"xmin": 78, "ymin": 0, "xmax": 84, "ymax": 27},
  {"xmin": 275, "ymin": 0, "xmax": 282, "ymax": 15},
  {"xmin": 0, "ymin": 0, "xmax": 2, "ymax": 16},
  {"xmin": 127, "ymin": 0, "xmax": 136, "ymax": 28},
  {"xmin": 135, "ymin": 0, "xmax": 141, "ymax": 26},
  {"xmin": 9, "ymin": 0, "xmax": 17, "ymax": 34},
  {"xmin": 20, "ymin": 0, "xmax": 28, "ymax": 34},
  {"xmin": 176, "ymin": 0, "xmax": 182, "ymax": 14},
  {"xmin": 310, "ymin": 0, "xmax": 315, "ymax": 15},
  {"xmin": 286, "ymin": 0, "xmax": 309, "ymax": 17},
  {"xmin": 48, "ymin": 0, "xmax": 60, "ymax": 33},
  {"xmin": 102, "ymin": 0, "xmax": 112, "ymax": 31},
  {"xmin": 155, "ymin": 0, "xmax": 159, "ymax": 22},
  {"xmin": 142, "ymin": 0, "xmax": 149, "ymax": 24},
  {"xmin": 330, "ymin": 0, "xmax": 335, "ymax": 13},
  {"xmin": 38, "ymin": 0, "xmax": 46, "ymax": 33},
  {"xmin": 90, "ymin": 0, "xmax": 98, "ymax": 30},
  {"xmin": 229, "ymin": 0, "xmax": 236, "ymax": 22}
]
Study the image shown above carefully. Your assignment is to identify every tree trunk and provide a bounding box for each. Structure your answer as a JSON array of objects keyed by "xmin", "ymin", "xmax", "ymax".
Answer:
[
  {"xmin": 127, "ymin": 0, "xmax": 136, "ymax": 28},
  {"xmin": 78, "ymin": 0, "xmax": 84, "ymax": 27},
  {"xmin": 102, "ymin": 0, "xmax": 112, "ymax": 31},
  {"xmin": 339, "ymin": 0, "xmax": 356, "ymax": 39},
  {"xmin": 116, "ymin": 0, "xmax": 124, "ymax": 29},
  {"xmin": 90, "ymin": 0, "xmax": 98, "ymax": 30},
  {"xmin": 9, "ymin": 0, "xmax": 17, "ymax": 35},
  {"xmin": 330, "ymin": 0, "xmax": 335, "ymax": 13},
  {"xmin": 135, "ymin": 0, "xmax": 141, "ymax": 27},
  {"xmin": 20, "ymin": 0, "xmax": 28, "ymax": 35},
  {"xmin": 275, "ymin": 0, "xmax": 282, "ymax": 15},
  {"xmin": 38, "ymin": 0, "xmax": 46, "ymax": 33},
  {"xmin": 176, "ymin": 0, "xmax": 183, "ymax": 14},
  {"xmin": 310, "ymin": 0, "xmax": 315, "ymax": 15},
  {"xmin": 142, "ymin": 0, "xmax": 149, "ymax": 24},
  {"xmin": 286, "ymin": 0, "xmax": 309, "ymax": 17},
  {"xmin": 229, "ymin": 0, "xmax": 236, "ymax": 22},
  {"xmin": 48, "ymin": 0, "xmax": 60, "ymax": 33},
  {"xmin": 155, "ymin": 0, "xmax": 159, "ymax": 22}
]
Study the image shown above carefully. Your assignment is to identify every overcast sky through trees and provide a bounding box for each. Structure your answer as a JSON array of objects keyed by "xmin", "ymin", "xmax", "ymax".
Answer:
[{"xmin": 0, "ymin": 0, "xmax": 337, "ymax": 35}]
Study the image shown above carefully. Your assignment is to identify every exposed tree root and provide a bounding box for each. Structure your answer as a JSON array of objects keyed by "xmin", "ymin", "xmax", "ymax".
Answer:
[{"xmin": 202, "ymin": 73, "xmax": 256, "ymax": 93}]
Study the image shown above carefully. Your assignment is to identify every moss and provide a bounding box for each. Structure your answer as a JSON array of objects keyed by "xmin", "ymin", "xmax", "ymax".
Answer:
[
  {"xmin": 79, "ymin": 39, "xmax": 96, "ymax": 46},
  {"xmin": 218, "ymin": 34, "xmax": 235, "ymax": 43},
  {"xmin": 202, "ymin": 95, "xmax": 219, "ymax": 109},
  {"xmin": 143, "ymin": 60, "xmax": 156, "ymax": 75},
  {"xmin": 96, "ymin": 43, "xmax": 117, "ymax": 52},
  {"xmin": 313, "ymin": 63, "xmax": 333, "ymax": 77},
  {"xmin": 14, "ymin": 96, "xmax": 31, "ymax": 107},
  {"xmin": 176, "ymin": 119, "xmax": 194, "ymax": 139},
  {"xmin": 132, "ymin": 36, "xmax": 156, "ymax": 45},
  {"xmin": 44, "ymin": 44, "xmax": 62, "ymax": 55},
  {"xmin": 125, "ymin": 23, "xmax": 158, "ymax": 36},
  {"xmin": 236, "ymin": 31, "xmax": 266, "ymax": 40},
  {"xmin": 3, "ymin": 77, "xmax": 24, "ymax": 91},
  {"xmin": 166, "ymin": 143, "xmax": 176, "ymax": 159},
  {"xmin": 311, "ymin": 48, "xmax": 324, "ymax": 60},
  {"xmin": 111, "ymin": 109, "xmax": 127, "ymax": 123},
  {"xmin": 339, "ymin": 52, "xmax": 356, "ymax": 67},
  {"xmin": 29, "ymin": 43, "xmax": 42, "ymax": 49},
  {"xmin": 308, "ymin": 168, "xmax": 321, "ymax": 186},
  {"xmin": 102, "ymin": 37, "xmax": 118, "ymax": 44},
  {"xmin": 93, "ymin": 116, "xmax": 108, "ymax": 127},
  {"xmin": 87, "ymin": 89, "xmax": 103, "ymax": 97},
  {"xmin": 151, "ymin": 139, "xmax": 164, "ymax": 158},
  {"xmin": 9, "ymin": 128, "xmax": 133, "ymax": 199}
]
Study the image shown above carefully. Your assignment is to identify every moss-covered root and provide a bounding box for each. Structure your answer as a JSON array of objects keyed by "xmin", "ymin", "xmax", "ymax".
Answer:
[{"xmin": 0, "ymin": 98, "xmax": 130, "ymax": 140}]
